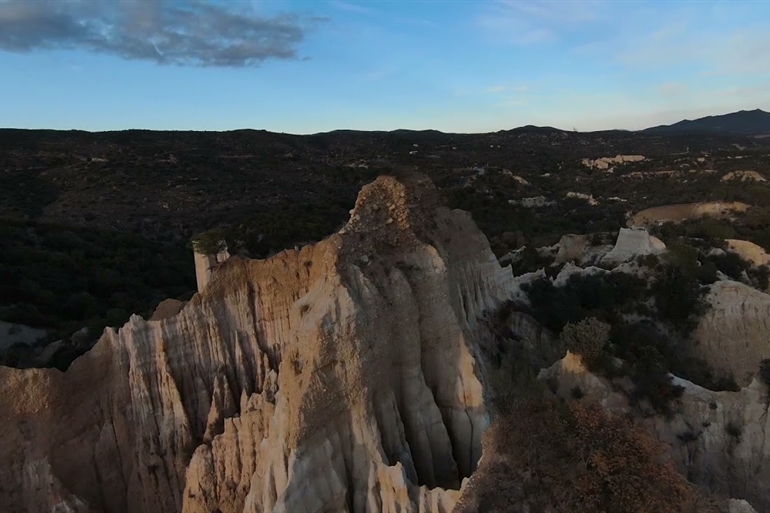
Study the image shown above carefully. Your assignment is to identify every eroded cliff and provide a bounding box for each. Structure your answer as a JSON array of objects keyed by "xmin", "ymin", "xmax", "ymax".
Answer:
[
  {"xmin": 691, "ymin": 280, "xmax": 770, "ymax": 386},
  {"xmin": 0, "ymin": 174, "xmax": 515, "ymax": 513}
]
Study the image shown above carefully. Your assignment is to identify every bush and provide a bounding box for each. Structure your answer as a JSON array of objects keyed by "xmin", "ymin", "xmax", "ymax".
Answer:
[
  {"xmin": 522, "ymin": 272, "xmax": 647, "ymax": 333},
  {"xmin": 650, "ymin": 267, "xmax": 707, "ymax": 333},
  {"xmin": 749, "ymin": 265, "xmax": 770, "ymax": 290},
  {"xmin": 708, "ymin": 252, "xmax": 749, "ymax": 281},
  {"xmin": 560, "ymin": 317, "xmax": 610, "ymax": 369},
  {"xmin": 509, "ymin": 245, "xmax": 554, "ymax": 276},
  {"xmin": 630, "ymin": 369, "xmax": 685, "ymax": 417},
  {"xmin": 638, "ymin": 253, "xmax": 660, "ymax": 269},
  {"xmin": 664, "ymin": 241, "xmax": 699, "ymax": 277},
  {"xmin": 685, "ymin": 219, "xmax": 736, "ymax": 241},
  {"xmin": 190, "ymin": 228, "xmax": 228, "ymax": 254},
  {"xmin": 469, "ymin": 396, "xmax": 700, "ymax": 513},
  {"xmin": 0, "ymin": 218, "xmax": 196, "ymax": 369}
]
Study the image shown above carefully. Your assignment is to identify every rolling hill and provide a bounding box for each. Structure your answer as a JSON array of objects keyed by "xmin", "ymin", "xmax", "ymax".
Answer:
[{"xmin": 643, "ymin": 108, "xmax": 770, "ymax": 136}]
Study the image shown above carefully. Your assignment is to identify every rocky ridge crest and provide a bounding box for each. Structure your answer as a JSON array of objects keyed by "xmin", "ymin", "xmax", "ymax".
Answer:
[{"xmin": 0, "ymin": 174, "xmax": 514, "ymax": 513}]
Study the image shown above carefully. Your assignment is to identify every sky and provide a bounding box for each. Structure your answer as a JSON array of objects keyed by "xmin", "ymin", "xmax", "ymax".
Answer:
[{"xmin": 1, "ymin": 0, "xmax": 769, "ymax": 134}]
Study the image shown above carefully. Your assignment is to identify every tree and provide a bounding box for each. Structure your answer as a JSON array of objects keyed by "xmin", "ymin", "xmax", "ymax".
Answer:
[
  {"xmin": 560, "ymin": 317, "xmax": 611, "ymax": 369},
  {"xmin": 190, "ymin": 229, "xmax": 228, "ymax": 254},
  {"xmin": 471, "ymin": 395, "xmax": 700, "ymax": 513}
]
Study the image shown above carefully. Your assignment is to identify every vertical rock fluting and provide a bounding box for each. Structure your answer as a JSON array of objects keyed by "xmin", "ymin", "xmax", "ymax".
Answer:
[{"xmin": 0, "ymin": 174, "xmax": 514, "ymax": 513}]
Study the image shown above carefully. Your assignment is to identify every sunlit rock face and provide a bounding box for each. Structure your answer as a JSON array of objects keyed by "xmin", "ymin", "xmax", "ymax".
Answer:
[{"xmin": 0, "ymin": 174, "xmax": 515, "ymax": 513}]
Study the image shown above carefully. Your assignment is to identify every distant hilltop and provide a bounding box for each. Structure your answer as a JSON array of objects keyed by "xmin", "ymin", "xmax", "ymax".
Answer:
[
  {"xmin": 2, "ymin": 108, "xmax": 769, "ymax": 138},
  {"xmin": 643, "ymin": 108, "xmax": 770, "ymax": 136}
]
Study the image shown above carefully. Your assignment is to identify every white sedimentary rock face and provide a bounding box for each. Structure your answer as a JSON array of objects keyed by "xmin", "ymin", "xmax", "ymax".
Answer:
[{"xmin": 0, "ymin": 174, "xmax": 516, "ymax": 513}]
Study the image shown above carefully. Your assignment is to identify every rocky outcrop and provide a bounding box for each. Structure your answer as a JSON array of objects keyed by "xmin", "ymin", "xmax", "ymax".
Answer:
[
  {"xmin": 193, "ymin": 242, "xmax": 230, "ymax": 293},
  {"xmin": 507, "ymin": 196, "xmax": 555, "ymax": 208},
  {"xmin": 690, "ymin": 280, "xmax": 770, "ymax": 386},
  {"xmin": 725, "ymin": 240, "xmax": 770, "ymax": 268},
  {"xmin": 540, "ymin": 352, "xmax": 770, "ymax": 513},
  {"xmin": 149, "ymin": 299, "xmax": 187, "ymax": 321},
  {"xmin": 629, "ymin": 202, "xmax": 751, "ymax": 227},
  {"xmin": 600, "ymin": 227, "xmax": 666, "ymax": 266},
  {"xmin": 721, "ymin": 171, "xmax": 766, "ymax": 182},
  {"xmin": 581, "ymin": 155, "xmax": 645, "ymax": 170},
  {"xmin": 565, "ymin": 191, "xmax": 599, "ymax": 205},
  {"xmin": 549, "ymin": 234, "xmax": 613, "ymax": 266},
  {"xmin": 553, "ymin": 234, "xmax": 588, "ymax": 263},
  {"xmin": 0, "ymin": 174, "xmax": 515, "ymax": 513},
  {"xmin": 730, "ymin": 500, "xmax": 760, "ymax": 513}
]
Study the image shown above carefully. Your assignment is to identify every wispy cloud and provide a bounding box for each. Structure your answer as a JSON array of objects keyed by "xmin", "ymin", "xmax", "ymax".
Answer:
[
  {"xmin": 329, "ymin": 1, "xmax": 375, "ymax": 15},
  {"xmin": 496, "ymin": 0, "xmax": 600, "ymax": 23},
  {"xmin": 363, "ymin": 67, "xmax": 396, "ymax": 82},
  {"xmin": 615, "ymin": 21, "xmax": 770, "ymax": 76},
  {"xmin": 0, "ymin": 0, "xmax": 326, "ymax": 67},
  {"xmin": 488, "ymin": 84, "xmax": 529, "ymax": 93},
  {"xmin": 329, "ymin": 0, "xmax": 436, "ymax": 28},
  {"xmin": 477, "ymin": 0, "xmax": 603, "ymax": 45}
]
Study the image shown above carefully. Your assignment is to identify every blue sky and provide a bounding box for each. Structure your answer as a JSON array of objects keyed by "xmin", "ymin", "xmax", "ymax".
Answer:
[{"xmin": 1, "ymin": 0, "xmax": 769, "ymax": 133}]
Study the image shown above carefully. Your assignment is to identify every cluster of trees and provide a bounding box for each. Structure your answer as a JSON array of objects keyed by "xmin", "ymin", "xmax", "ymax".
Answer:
[
  {"xmin": 0, "ymin": 219, "xmax": 195, "ymax": 346},
  {"xmin": 559, "ymin": 317, "xmax": 736, "ymax": 416},
  {"xmin": 646, "ymin": 232, "xmax": 770, "ymax": 292},
  {"xmin": 442, "ymin": 185, "xmax": 625, "ymax": 257},
  {"xmin": 467, "ymin": 389, "xmax": 707, "ymax": 512},
  {"xmin": 515, "ymin": 263, "xmax": 740, "ymax": 413}
]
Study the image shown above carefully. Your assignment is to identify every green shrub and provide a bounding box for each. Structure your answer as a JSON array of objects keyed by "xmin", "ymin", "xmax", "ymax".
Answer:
[
  {"xmin": 695, "ymin": 260, "xmax": 719, "ymax": 284},
  {"xmin": 190, "ymin": 228, "xmax": 228, "ymax": 254},
  {"xmin": 522, "ymin": 272, "xmax": 647, "ymax": 333},
  {"xmin": 749, "ymin": 265, "xmax": 770, "ymax": 290},
  {"xmin": 638, "ymin": 253, "xmax": 660, "ymax": 269},
  {"xmin": 685, "ymin": 219, "xmax": 736, "ymax": 241},
  {"xmin": 650, "ymin": 267, "xmax": 707, "ymax": 333},
  {"xmin": 663, "ymin": 241, "xmax": 699, "ymax": 277},
  {"xmin": 510, "ymin": 246, "xmax": 554, "ymax": 276},
  {"xmin": 708, "ymin": 252, "xmax": 749, "ymax": 281},
  {"xmin": 630, "ymin": 370, "xmax": 685, "ymax": 417},
  {"xmin": 560, "ymin": 317, "xmax": 610, "ymax": 369}
]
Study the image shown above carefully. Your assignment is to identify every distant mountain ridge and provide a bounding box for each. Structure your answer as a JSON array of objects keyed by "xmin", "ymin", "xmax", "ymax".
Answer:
[{"xmin": 643, "ymin": 108, "xmax": 770, "ymax": 136}]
